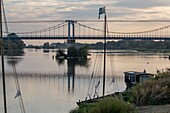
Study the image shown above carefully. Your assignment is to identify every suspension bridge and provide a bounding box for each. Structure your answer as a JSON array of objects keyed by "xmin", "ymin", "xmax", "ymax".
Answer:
[{"xmin": 3, "ymin": 20, "xmax": 170, "ymax": 41}]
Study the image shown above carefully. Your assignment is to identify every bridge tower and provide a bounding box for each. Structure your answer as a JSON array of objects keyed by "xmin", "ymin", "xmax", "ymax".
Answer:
[{"xmin": 66, "ymin": 20, "xmax": 76, "ymax": 44}]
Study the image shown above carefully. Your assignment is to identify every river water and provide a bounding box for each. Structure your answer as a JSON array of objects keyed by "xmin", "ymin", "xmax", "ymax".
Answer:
[{"xmin": 0, "ymin": 48, "xmax": 170, "ymax": 113}]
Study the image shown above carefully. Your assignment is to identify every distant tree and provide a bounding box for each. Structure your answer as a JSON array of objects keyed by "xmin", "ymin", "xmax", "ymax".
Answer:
[
  {"xmin": 0, "ymin": 33, "xmax": 25, "ymax": 50},
  {"xmin": 67, "ymin": 46, "xmax": 78, "ymax": 57},
  {"xmin": 7, "ymin": 33, "xmax": 18, "ymax": 39},
  {"xmin": 43, "ymin": 42, "xmax": 50, "ymax": 49},
  {"xmin": 0, "ymin": 33, "xmax": 25, "ymax": 55},
  {"xmin": 67, "ymin": 45, "xmax": 89, "ymax": 58},
  {"xmin": 78, "ymin": 46, "xmax": 89, "ymax": 58}
]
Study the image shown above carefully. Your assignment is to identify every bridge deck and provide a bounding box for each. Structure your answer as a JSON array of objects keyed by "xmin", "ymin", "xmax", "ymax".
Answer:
[{"xmin": 4, "ymin": 36, "xmax": 170, "ymax": 40}]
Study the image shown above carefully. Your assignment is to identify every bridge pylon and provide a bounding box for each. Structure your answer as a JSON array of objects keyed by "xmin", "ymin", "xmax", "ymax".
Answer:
[{"xmin": 66, "ymin": 20, "xmax": 77, "ymax": 44}]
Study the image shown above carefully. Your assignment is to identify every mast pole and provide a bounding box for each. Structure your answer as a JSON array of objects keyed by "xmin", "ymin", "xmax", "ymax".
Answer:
[
  {"xmin": 103, "ymin": 13, "xmax": 107, "ymax": 97},
  {"xmin": 0, "ymin": 0, "xmax": 7, "ymax": 112}
]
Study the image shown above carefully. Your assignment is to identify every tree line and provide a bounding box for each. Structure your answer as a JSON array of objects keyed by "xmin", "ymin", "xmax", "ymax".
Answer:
[{"xmin": 38, "ymin": 40, "xmax": 170, "ymax": 51}]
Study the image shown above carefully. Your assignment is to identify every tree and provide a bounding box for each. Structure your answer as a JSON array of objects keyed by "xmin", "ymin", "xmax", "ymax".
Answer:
[
  {"xmin": 56, "ymin": 49, "xmax": 66, "ymax": 57},
  {"xmin": 0, "ymin": 33, "xmax": 25, "ymax": 50},
  {"xmin": 43, "ymin": 42, "xmax": 50, "ymax": 49},
  {"xmin": 67, "ymin": 45, "xmax": 89, "ymax": 58},
  {"xmin": 67, "ymin": 46, "xmax": 78, "ymax": 57},
  {"xmin": 78, "ymin": 46, "xmax": 89, "ymax": 58}
]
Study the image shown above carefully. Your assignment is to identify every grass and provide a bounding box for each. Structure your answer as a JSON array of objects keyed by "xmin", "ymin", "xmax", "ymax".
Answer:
[
  {"xmin": 71, "ymin": 72, "xmax": 170, "ymax": 113},
  {"xmin": 70, "ymin": 97, "xmax": 136, "ymax": 113},
  {"xmin": 91, "ymin": 97, "xmax": 135, "ymax": 113},
  {"xmin": 121, "ymin": 71, "xmax": 170, "ymax": 106}
]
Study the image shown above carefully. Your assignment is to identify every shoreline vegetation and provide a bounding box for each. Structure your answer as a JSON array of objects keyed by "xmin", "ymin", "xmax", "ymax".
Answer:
[
  {"xmin": 26, "ymin": 40, "xmax": 170, "ymax": 53},
  {"xmin": 70, "ymin": 71, "xmax": 170, "ymax": 113},
  {"xmin": 55, "ymin": 46, "xmax": 90, "ymax": 59},
  {"xmin": 0, "ymin": 33, "xmax": 25, "ymax": 56}
]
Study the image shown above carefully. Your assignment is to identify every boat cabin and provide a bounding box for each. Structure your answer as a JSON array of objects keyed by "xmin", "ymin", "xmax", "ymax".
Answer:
[{"xmin": 124, "ymin": 71, "xmax": 153, "ymax": 88}]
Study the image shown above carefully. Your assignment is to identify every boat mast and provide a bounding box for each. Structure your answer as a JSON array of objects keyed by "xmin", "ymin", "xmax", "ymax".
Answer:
[
  {"xmin": 103, "ymin": 13, "xmax": 107, "ymax": 97},
  {"xmin": 0, "ymin": 0, "xmax": 7, "ymax": 113}
]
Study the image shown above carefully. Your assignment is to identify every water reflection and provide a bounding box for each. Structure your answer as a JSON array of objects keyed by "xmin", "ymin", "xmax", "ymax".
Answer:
[
  {"xmin": 6, "ymin": 57, "xmax": 23, "ymax": 65},
  {"xmin": 56, "ymin": 59, "xmax": 65, "ymax": 65},
  {"xmin": 2, "ymin": 49, "xmax": 170, "ymax": 113},
  {"xmin": 66, "ymin": 59, "xmax": 89, "ymax": 92},
  {"xmin": 3, "ymin": 50, "xmax": 24, "ymax": 56},
  {"xmin": 43, "ymin": 49, "xmax": 50, "ymax": 53}
]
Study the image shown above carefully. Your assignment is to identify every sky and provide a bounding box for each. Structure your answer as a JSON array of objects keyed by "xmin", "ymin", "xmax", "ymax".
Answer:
[{"xmin": 3, "ymin": 0, "xmax": 170, "ymax": 45}]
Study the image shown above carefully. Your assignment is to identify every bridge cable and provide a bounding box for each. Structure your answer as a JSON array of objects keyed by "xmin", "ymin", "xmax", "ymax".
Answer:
[{"xmin": 75, "ymin": 22, "xmax": 170, "ymax": 38}]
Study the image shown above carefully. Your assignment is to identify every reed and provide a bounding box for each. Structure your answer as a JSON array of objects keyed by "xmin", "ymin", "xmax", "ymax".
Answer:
[
  {"xmin": 91, "ymin": 97, "xmax": 136, "ymax": 113},
  {"xmin": 121, "ymin": 71, "xmax": 170, "ymax": 106},
  {"xmin": 70, "ymin": 97, "xmax": 136, "ymax": 113}
]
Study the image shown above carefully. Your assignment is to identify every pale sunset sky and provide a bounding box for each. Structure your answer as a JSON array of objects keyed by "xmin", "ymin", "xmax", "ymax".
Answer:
[{"xmin": 3, "ymin": 0, "xmax": 170, "ymax": 45}]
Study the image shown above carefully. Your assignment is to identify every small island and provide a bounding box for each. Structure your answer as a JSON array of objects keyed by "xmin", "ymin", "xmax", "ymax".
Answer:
[{"xmin": 56, "ymin": 45, "xmax": 90, "ymax": 59}]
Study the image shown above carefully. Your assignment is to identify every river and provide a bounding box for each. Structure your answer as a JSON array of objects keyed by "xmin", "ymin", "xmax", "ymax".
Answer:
[{"xmin": 0, "ymin": 48, "xmax": 170, "ymax": 113}]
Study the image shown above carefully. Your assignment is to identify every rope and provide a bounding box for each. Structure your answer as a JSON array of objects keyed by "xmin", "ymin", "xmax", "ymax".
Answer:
[
  {"xmin": 86, "ymin": 53, "xmax": 98, "ymax": 99},
  {"xmin": 91, "ymin": 54, "xmax": 102, "ymax": 98},
  {"xmin": 85, "ymin": 49, "xmax": 104, "ymax": 100},
  {"xmin": 110, "ymin": 55, "xmax": 119, "ymax": 92},
  {"xmin": 2, "ymin": 1, "xmax": 8, "ymax": 35},
  {"xmin": 12, "ymin": 65, "xmax": 26, "ymax": 113},
  {"xmin": 2, "ymin": 1, "xmax": 26, "ymax": 113}
]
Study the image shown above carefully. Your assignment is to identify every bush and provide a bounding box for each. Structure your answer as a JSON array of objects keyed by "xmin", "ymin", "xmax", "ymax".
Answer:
[
  {"xmin": 70, "ymin": 103, "xmax": 96, "ymax": 113},
  {"xmin": 121, "ymin": 72, "xmax": 170, "ymax": 106},
  {"xmin": 67, "ymin": 46, "xmax": 89, "ymax": 58},
  {"xmin": 92, "ymin": 97, "xmax": 135, "ymax": 113},
  {"xmin": 70, "ymin": 97, "xmax": 136, "ymax": 113}
]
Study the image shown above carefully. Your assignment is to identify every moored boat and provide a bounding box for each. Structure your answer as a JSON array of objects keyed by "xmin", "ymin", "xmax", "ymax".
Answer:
[{"xmin": 124, "ymin": 70, "xmax": 153, "ymax": 88}]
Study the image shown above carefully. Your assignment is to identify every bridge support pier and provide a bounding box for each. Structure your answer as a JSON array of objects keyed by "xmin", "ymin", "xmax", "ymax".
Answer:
[{"xmin": 66, "ymin": 20, "xmax": 76, "ymax": 44}]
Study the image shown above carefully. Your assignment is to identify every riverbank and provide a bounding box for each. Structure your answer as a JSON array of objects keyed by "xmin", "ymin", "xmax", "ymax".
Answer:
[
  {"xmin": 136, "ymin": 48, "xmax": 170, "ymax": 53},
  {"xmin": 70, "ymin": 71, "xmax": 170, "ymax": 113},
  {"xmin": 137, "ymin": 104, "xmax": 170, "ymax": 113}
]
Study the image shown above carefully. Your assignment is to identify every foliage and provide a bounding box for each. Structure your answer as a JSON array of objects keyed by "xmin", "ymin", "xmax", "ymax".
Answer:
[
  {"xmin": 0, "ymin": 33, "xmax": 25, "ymax": 55},
  {"xmin": 70, "ymin": 103, "xmax": 96, "ymax": 113},
  {"xmin": 56, "ymin": 46, "xmax": 90, "ymax": 67},
  {"xmin": 0, "ymin": 33, "xmax": 25, "ymax": 50},
  {"xmin": 38, "ymin": 40, "xmax": 170, "ymax": 51},
  {"xmin": 120, "ymin": 72, "xmax": 170, "ymax": 106},
  {"xmin": 56, "ymin": 49, "xmax": 66, "ymax": 57},
  {"xmin": 90, "ymin": 40, "xmax": 170, "ymax": 50},
  {"xmin": 91, "ymin": 97, "xmax": 136, "ymax": 113},
  {"xmin": 67, "ymin": 46, "xmax": 78, "ymax": 57},
  {"xmin": 70, "ymin": 97, "xmax": 136, "ymax": 113},
  {"xmin": 106, "ymin": 40, "xmax": 170, "ymax": 50},
  {"xmin": 67, "ymin": 46, "xmax": 89, "ymax": 58},
  {"xmin": 43, "ymin": 42, "xmax": 50, "ymax": 49},
  {"xmin": 120, "ymin": 90, "xmax": 135, "ymax": 104}
]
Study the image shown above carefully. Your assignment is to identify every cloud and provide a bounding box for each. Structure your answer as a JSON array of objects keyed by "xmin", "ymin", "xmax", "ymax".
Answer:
[
  {"xmin": 3, "ymin": 0, "xmax": 170, "ymax": 33},
  {"xmin": 114, "ymin": 0, "xmax": 170, "ymax": 9},
  {"xmin": 4, "ymin": 0, "xmax": 117, "ymax": 20},
  {"xmin": 4, "ymin": 0, "xmax": 170, "ymax": 21}
]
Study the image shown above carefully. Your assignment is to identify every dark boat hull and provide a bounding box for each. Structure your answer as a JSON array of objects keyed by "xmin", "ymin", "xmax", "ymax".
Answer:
[{"xmin": 77, "ymin": 92, "xmax": 120, "ymax": 106}]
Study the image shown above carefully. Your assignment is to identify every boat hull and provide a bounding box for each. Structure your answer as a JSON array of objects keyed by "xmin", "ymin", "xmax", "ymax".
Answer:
[{"xmin": 77, "ymin": 92, "xmax": 120, "ymax": 106}]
